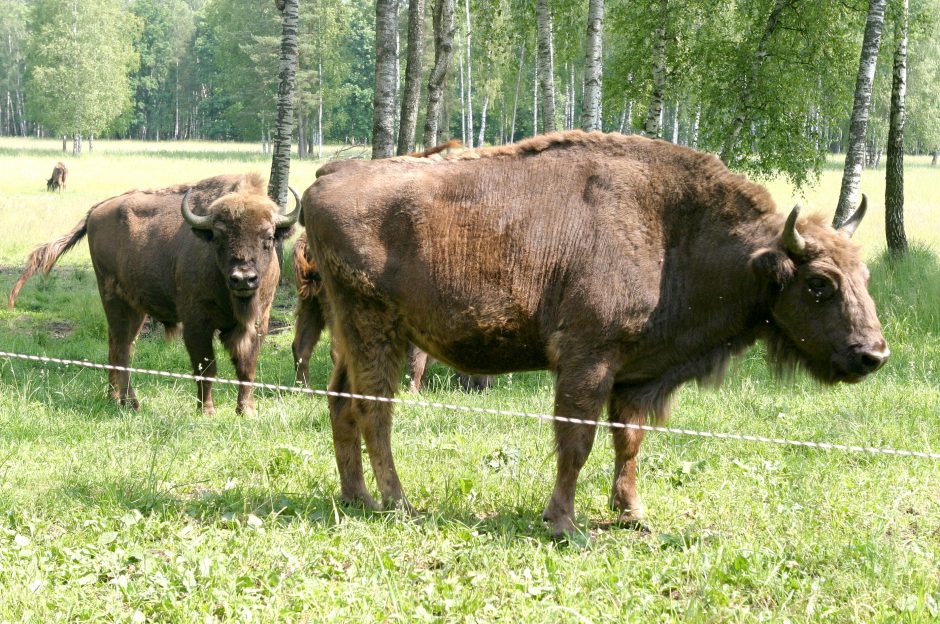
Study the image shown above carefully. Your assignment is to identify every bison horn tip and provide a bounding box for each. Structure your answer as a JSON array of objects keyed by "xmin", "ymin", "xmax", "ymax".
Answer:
[{"xmin": 783, "ymin": 204, "xmax": 806, "ymax": 256}]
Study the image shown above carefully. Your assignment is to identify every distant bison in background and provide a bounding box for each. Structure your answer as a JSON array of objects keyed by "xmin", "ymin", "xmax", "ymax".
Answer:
[
  {"xmin": 46, "ymin": 162, "xmax": 67, "ymax": 192},
  {"xmin": 9, "ymin": 174, "xmax": 300, "ymax": 415},
  {"xmin": 291, "ymin": 231, "xmax": 491, "ymax": 392},
  {"xmin": 302, "ymin": 131, "xmax": 888, "ymax": 537}
]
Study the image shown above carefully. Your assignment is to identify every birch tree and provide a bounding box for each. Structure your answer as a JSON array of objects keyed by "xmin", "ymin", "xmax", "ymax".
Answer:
[
  {"xmin": 423, "ymin": 0, "xmax": 455, "ymax": 146},
  {"xmin": 268, "ymin": 0, "xmax": 299, "ymax": 211},
  {"xmin": 27, "ymin": 0, "xmax": 138, "ymax": 155},
  {"xmin": 582, "ymin": 0, "xmax": 604, "ymax": 132},
  {"xmin": 718, "ymin": 0, "xmax": 794, "ymax": 164},
  {"xmin": 642, "ymin": 0, "xmax": 668, "ymax": 138},
  {"xmin": 536, "ymin": 0, "xmax": 557, "ymax": 132},
  {"xmin": 372, "ymin": 0, "xmax": 398, "ymax": 158},
  {"xmin": 397, "ymin": 0, "xmax": 425, "ymax": 154},
  {"xmin": 834, "ymin": 0, "xmax": 887, "ymax": 226},
  {"xmin": 885, "ymin": 0, "xmax": 908, "ymax": 255}
]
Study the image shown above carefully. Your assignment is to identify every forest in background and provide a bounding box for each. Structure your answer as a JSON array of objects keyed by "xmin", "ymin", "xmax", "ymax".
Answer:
[{"xmin": 0, "ymin": 0, "xmax": 938, "ymax": 186}]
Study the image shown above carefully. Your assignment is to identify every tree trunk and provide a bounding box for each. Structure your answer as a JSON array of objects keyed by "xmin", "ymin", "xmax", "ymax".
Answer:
[
  {"xmin": 397, "ymin": 0, "xmax": 426, "ymax": 155},
  {"xmin": 423, "ymin": 0, "xmax": 455, "ymax": 147},
  {"xmin": 885, "ymin": 0, "xmax": 908, "ymax": 256},
  {"xmin": 671, "ymin": 99, "xmax": 680, "ymax": 143},
  {"xmin": 298, "ymin": 114, "xmax": 307, "ymax": 158},
  {"xmin": 372, "ymin": 0, "xmax": 399, "ymax": 159},
  {"xmin": 932, "ymin": 146, "xmax": 938, "ymax": 167},
  {"xmin": 318, "ymin": 57, "xmax": 324, "ymax": 159},
  {"xmin": 458, "ymin": 26, "xmax": 466, "ymax": 143},
  {"xmin": 477, "ymin": 93, "xmax": 488, "ymax": 146},
  {"xmin": 62, "ymin": 136, "xmax": 67, "ymax": 153},
  {"xmin": 643, "ymin": 0, "xmax": 668, "ymax": 138},
  {"xmin": 509, "ymin": 43, "xmax": 525, "ymax": 142},
  {"xmin": 834, "ymin": 0, "xmax": 887, "ymax": 227},
  {"xmin": 582, "ymin": 0, "xmax": 604, "ymax": 132},
  {"xmin": 533, "ymin": 45, "xmax": 539, "ymax": 134},
  {"xmin": 536, "ymin": 0, "xmax": 557, "ymax": 133},
  {"xmin": 691, "ymin": 103, "xmax": 701, "ymax": 148},
  {"xmin": 463, "ymin": 0, "xmax": 473, "ymax": 147},
  {"xmin": 72, "ymin": 134, "xmax": 81, "ymax": 156},
  {"xmin": 268, "ymin": 0, "xmax": 300, "ymax": 210}
]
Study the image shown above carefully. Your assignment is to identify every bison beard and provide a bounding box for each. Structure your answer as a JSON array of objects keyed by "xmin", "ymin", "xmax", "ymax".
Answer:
[
  {"xmin": 9, "ymin": 174, "xmax": 299, "ymax": 414},
  {"xmin": 303, "ymin": 130, "xmax": 888, "ymax": 537}
]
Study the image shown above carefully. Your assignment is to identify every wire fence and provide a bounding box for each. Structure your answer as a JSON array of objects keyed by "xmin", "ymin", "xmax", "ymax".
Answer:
[{"xmin": 1, "ymin": 348, "xmax": 939, "ymax": 460}]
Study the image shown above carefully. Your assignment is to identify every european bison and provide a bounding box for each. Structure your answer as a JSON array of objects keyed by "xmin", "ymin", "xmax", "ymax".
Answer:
[
  {"xmin": 46, "ymin": 162, "xmax": 67, "ymax": 192},
  {"xmin": 290, "ymin": 231, "xmax": 491, "ymax": 392},
  {"xmin": 9, "ymin": 174, "xmax": 299, "ymax": 415},
  {"xmin": 302, "ymin": 131, "xmax": 889, "ymax": 537}
]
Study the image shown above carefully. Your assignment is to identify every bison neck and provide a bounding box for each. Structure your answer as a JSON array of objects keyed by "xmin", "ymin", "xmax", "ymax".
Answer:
[{"xmin": 609, "ymin": 223, "xmax": 778, "ymax": 421}]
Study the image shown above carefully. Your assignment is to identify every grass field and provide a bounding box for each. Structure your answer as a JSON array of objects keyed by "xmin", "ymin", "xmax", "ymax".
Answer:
[{"xmin": 0, "ymin": 137, "xmax": 938, "ymax": 622}]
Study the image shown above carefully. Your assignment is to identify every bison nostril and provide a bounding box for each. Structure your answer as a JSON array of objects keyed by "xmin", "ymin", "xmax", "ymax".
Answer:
[{"xmin": 858, "ymin": 349, "xmax": 889, "ymax": 373}]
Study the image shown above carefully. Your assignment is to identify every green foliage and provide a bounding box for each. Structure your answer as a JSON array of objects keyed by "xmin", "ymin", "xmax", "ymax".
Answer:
[{"xmin": 25, "ymin": 0, "xmax": 140, "ymax": 138}]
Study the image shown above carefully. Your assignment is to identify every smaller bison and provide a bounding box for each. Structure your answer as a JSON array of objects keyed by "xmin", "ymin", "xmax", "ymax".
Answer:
[
  {"xmin": 291, "ymin": 232, "xmax": 491, "ymax": 392},
  {"xmin": 9, "ymin": 174, "xmax": 299, "ymax": 414},
  {"xmin": 46, "ymin": 162, "xmax": 67, "ymax": 192}
]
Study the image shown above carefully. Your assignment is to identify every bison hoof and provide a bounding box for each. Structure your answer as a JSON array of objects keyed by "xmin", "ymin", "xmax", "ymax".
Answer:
[
  {"xmin": 201, "ymin": 403, "xmax": 216, "ymax": 416},
  {"xmin": 615, "ymin": 513, "xmax": 651, "ymax": 534},
  {"xmin": 542, "ymin": 508, "xmax": 579, "ymax": 539},
  {"xmin": 119, "ymin": 397, "xmax": 140, "ymax": 410},
  {"xmin": 341, "ymin": 492, "xmax": 382, "ymax": 512},
  {"xmin": 236, "ymin": 404, "xmax": 256, "ymax": 417},
  {"xmin": 385, "ymin": 497, "xmax": 415, "ymax": 516}
]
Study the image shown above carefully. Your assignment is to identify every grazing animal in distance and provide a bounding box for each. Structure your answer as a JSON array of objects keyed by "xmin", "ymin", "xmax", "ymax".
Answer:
[
  {"xmin": 46, "ymin": 162, "xmax": 67, "ymax": 192},
  {"xmin": 302, "ymin": 130, "xmax": 889, "ymax": 537},
  {"xmin": 9, "ymin": 174, "xmax": 300, "ymax": 415},
  {"xmin": 291, "ymin": 231, "xmax": 491, "ymax": 392}
]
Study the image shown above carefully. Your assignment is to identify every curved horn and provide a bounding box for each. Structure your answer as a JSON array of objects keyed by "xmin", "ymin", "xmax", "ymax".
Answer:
[
  {"xmin": 838, "ymin": 193, "xmax": 867, "ymax": 238},
  {"xmin": 274, "ymin": 186, "xmax": 302, "ymax": 229},
  {"xmin": 783, "ymin": 204, "xmax": 806, "ymax": 256},
  {"xmin": 180, "ymin": 188, "xmax": 212, "ymax": 230}
]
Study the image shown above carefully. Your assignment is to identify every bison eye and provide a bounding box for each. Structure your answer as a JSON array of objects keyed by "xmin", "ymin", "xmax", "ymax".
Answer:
[{"xmin": 806, "ymin": 276, "xmax": 833, "ymax": 300}]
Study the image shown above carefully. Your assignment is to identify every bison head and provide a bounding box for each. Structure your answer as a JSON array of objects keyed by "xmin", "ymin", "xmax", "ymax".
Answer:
[
  {"xmin": 753, "ymin": 196, "xmax": 889, "ymax": 384},
  {"xmin": 181, "ymin": 187, "xmax": 300, "ymax": 298}
]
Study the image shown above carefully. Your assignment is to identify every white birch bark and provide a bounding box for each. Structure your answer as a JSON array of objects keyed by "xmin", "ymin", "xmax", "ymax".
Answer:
[
  {"xmin": 581, "ymin": 0, "xmax": 604, "ymax": 132},
  {"xmin": 834, "ymin": 0, "xmax": 887, "ymax": 226},
  {"xmin": 536, "ymin": 0, "xmax": 557, "ymax": 133}
]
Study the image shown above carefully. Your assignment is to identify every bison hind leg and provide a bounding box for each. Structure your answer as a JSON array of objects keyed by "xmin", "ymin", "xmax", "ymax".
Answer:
[
  {"xmin": 161, "ymin": 321, "xmax": 182, "ymax": 341},
  {"xmin": 101, "ymin": 297, "xmax": 147, "ymax": 410},
  {"xmin": 329, "ymin": 301, "xmax": 411, "ymax": 512}
]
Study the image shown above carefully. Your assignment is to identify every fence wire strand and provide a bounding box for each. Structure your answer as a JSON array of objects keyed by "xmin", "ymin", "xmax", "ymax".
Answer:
[{"xmin": 1, "ymin": 348, "xmax": 938, "ymax": 460}]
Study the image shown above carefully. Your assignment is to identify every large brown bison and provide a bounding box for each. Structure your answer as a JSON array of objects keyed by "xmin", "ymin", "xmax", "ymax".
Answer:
[
  {"xmin": 46, "ymin": 162, "xmax": 67, "ymax": 192},
  {"xmin": 9, "ymin": 174, "xmax": 299, "ymax": 415},
  {"xmin": 302, "ymin": 131, "xmax": 889, "ymax": 537},
  {"xmin": 291, "ymin": 232, "xmax": 491, "ymax": 392}
]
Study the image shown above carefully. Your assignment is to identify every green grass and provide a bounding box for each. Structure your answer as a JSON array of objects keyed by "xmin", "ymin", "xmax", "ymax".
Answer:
[{"xmin": 0, "ymin": 137, "xmax": 939, "ymax": 622}]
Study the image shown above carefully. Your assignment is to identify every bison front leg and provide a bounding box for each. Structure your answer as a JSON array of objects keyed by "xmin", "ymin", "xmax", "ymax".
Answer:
[
  {"xmin": 609, "ymin": 393, "xmax": 647, "ymax": 530},
  {"xmin": 183, "ymin": 325, "xmax": 218, "ymax": 415},
  {"xmin": 542, "ymin": 359, "xmax": 614, "ymax": 538},
  {"xmin": 102, "ymin": 299, "xmax": 146, "ymax": 409},
  {"xmin": 227, "ymin": 330, "xmax": 261, "ymax": 416}
]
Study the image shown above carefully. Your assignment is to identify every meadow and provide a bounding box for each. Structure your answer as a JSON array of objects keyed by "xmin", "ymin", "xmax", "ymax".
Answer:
[{"xmin": 0, "ymin": 136, "xmax": 938, "ymax": 622}]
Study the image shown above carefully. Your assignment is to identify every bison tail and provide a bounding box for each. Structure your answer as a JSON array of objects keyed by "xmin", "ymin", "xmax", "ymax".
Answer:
[
  {"xmin": 7, "ymin": 213, "xmax": 90, "ymax": 309},
  {"xmin": 292, "ymin": 234, "xmax": 322, "ymax": 300}
]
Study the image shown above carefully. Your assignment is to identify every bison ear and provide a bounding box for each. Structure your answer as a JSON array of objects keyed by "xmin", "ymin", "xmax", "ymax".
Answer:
[
  {"xmin": 749, "ymin": 248, "xmax": 795, "ymax": 288},
  {"xmin": 274, "ymin": 224, "xmax": 295, "ymax": 241},
  {"xmin": 191, "ymin": 228, "xmax": 214, "ymax": 242}
]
